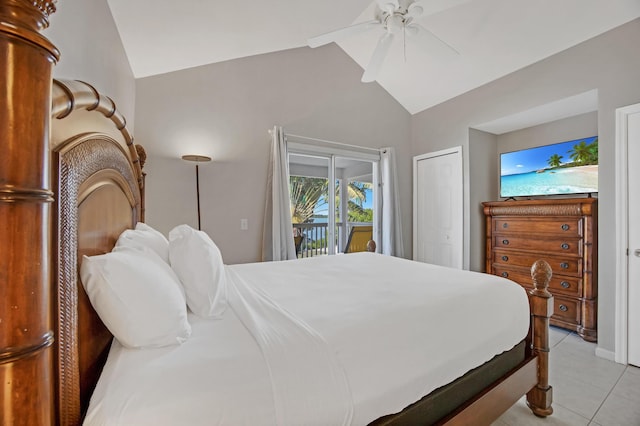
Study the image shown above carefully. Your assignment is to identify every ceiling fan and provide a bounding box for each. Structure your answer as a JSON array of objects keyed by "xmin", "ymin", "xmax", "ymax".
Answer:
[{"xmin": 307, "ymin": 0, "xmax": 459, "ymax": 83}]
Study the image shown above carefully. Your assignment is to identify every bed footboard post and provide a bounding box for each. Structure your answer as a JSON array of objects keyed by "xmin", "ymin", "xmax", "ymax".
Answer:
[
  {"xmin": 0, "ymin": 1, "xmax": 59, "ymax": 425},
  {"xmin": 526, "ymin": 260, "xmax": 554, "ymax": 417}
]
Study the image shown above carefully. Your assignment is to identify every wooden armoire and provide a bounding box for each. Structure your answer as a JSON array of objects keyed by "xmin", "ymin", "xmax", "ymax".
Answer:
[{"xmin": 483, "ymin": 198, "xmax": 597, "ymax": 342}]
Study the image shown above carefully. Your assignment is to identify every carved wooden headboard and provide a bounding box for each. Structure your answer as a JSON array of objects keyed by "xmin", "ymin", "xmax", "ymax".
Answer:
[
  {"xmin": 51, "ymin": 79, "xmax": 145, "ymax": 425},
  {"xmin": 1, "ymin": 4, "xmax": 145, "ymax": 425}
]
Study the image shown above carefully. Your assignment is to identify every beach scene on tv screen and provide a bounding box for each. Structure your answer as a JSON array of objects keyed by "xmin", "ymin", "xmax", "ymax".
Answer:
[{"xmin": 501, "ymin": 136, "xmax": 598, "ymax": 197}]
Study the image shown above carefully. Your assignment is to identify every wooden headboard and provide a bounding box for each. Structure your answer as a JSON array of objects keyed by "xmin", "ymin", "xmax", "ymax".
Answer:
[
  {"xmin": 51, "ymin": 80, "xmax": 145, "ymax": 424},
  {"xmin": 0, "ymin": 4, "xmax": 144, "ymax": 424}
]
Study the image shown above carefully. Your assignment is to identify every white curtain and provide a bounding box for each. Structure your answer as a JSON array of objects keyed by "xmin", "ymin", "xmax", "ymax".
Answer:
[
  {"xmin": 262, "ymin": 126, "xmax": 297, "ymax": 261},
  {"xmin": 379, "ymin": 147, "xmax": 404, "ymax": 257}
]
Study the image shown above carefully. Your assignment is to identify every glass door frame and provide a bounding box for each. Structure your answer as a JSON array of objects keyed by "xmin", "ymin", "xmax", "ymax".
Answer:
[{"xmin": 288, "ymin": 141, "xmax": 380, "ymax": 255}]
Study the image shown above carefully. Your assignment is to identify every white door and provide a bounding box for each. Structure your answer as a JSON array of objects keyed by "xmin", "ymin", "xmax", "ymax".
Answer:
[
  {"xmin": 413, "ymin": 147, "xmax": 463, "ymax": 268},
  {"xmin": 628, "ymin": 110, "xmax": 640, "ymax": 366}
]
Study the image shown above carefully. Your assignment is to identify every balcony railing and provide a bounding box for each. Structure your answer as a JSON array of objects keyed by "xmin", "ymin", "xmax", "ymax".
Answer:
[{"xmin": 293, "ymin": 222, "xmax": 372, "ymax": 258}]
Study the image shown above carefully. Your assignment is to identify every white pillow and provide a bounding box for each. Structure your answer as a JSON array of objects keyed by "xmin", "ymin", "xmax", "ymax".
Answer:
[
  {"xmin": 169, "ymin": 224, "xmax": 228, "ymax": 318},
  {"xmin": 80, "ymin": 247, "xmax": 191, "ymax": 348},
  {"xmin": 114, "ymin": 222, "xmax": 170, "ymax": 263}
]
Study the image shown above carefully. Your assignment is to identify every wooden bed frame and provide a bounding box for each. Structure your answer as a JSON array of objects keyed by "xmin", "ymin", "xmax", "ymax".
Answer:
[{"xmin": 0, "ymin": 2, "xmax": 552, "ymax": 425}]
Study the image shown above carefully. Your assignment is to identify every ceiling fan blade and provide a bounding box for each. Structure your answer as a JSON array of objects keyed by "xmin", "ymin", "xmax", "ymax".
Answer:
[
  {"xmin": 376, "ymin": 0, "xmax": 399, "ymax": 13},
  {"xmin": 406, "ymin": 23, "xmax": 459, "ymax": 58},
  {"xmin": 361, "ymin": 32, "xmax": 395, "ymax": 83},
  {"xmin": 408, "ymin": 0, "xmax": 473, "ymax": 18},
  {"xmin": 308, "ymin": 20, "xmax": 381, "ymax": 48},
  {"xmin": 406, "ymin": 2, "xmax": 424, "ymax": 19}
]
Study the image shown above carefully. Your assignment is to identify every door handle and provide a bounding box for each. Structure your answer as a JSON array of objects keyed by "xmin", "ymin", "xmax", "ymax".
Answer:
[{"xmin": 635, "ymin": 249, "xmax": 640, "ymax": 257}]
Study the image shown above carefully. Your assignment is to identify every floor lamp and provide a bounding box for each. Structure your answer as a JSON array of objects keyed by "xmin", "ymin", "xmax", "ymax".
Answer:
[{"xmin": 182, "ymin": 154, "xmax": 211, "ymax": 230}]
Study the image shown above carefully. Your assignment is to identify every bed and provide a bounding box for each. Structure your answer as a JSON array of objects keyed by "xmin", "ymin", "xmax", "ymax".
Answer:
[
  {"xmin": 80, "ymin": 247, "xmax": 529, "ymax": 425},
  {"xmin": 1, "ymin": 4, "xmax": 553, "ymax": 425}
]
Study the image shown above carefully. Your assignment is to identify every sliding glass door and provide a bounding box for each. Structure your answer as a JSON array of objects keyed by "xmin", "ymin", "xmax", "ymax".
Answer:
[{"xmin": 288, "ymin": 150, "xmax": 378, "ymax": 257}]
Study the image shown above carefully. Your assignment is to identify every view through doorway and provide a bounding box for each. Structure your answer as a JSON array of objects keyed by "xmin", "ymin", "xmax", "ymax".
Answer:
[{"xmin": 288, "ymin": 152, "xmax": 378, "ymax": 257}]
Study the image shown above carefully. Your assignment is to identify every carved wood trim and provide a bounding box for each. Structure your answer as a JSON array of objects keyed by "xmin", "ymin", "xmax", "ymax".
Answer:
[
  {"xmin": 31, "ymin": 0, "xmax": 56, "ymax": 17},
  {"xmin": 135, "ymin": 145, "xmax": 148, "ymax": 221},
  {"xmin": 52, "ymin": 79, "xmax": 144, "ymax": 192},
  {"xmin": 55, "ymin": 136, "xmax": 140, "ymax": 425},
  {"xmin": 0, "ymin": 2, "xmax": 59, "ymax": 54},
  {"xmin": 526, "ymin": 260, "xmax": 554, "ymax": 416},
  {"xmin": 0, "ymin": 186, "xmax": 54, "ymax": 202},
  {"xmin": 487, "ymin": 204, "xmax": 583, "ymax": 216},
  {"xmin": 483, "ymin": 198, "xmax": 596, "ymax": 217},
  {"xmin": 0, "ymin": 332, "xmax": 54, "ymax": 365}
]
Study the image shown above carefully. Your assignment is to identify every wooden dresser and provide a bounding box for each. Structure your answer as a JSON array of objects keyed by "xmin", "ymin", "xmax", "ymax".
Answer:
[{"xmin": 483, "ymin": 198, "xmax": 597, "ymax": 341}]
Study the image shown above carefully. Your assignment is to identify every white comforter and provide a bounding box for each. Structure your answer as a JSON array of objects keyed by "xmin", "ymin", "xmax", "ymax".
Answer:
[{"xmin": 84, "ymin": 253, "xmax": 530, "ymax": 426}]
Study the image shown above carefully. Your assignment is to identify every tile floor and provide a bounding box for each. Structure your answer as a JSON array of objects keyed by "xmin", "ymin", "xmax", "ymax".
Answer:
[{"xmin": 492, "ymin": 327, "xmax": 640, "ymax": 426}]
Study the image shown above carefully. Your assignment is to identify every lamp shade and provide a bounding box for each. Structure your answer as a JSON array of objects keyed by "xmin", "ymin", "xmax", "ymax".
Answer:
[{"xmin": 181, "ymin": 155, "xmax": 211, "ymax": 163}]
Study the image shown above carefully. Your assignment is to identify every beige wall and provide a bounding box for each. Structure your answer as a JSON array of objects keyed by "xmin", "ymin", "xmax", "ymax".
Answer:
[
  {"xmin": 411, "ymin": 19, "xmax": 640, "ymax": 355},
  {"xmin": 43, "ymin": 0, "xmax": 136, "ymax": 129},
  {"xmin": 468, "ymin": 128, "xmax": 497, "ymax": 272},
  {"xmin": 135, "ymin": 45, "xmax": 412, "ymax": 264}
]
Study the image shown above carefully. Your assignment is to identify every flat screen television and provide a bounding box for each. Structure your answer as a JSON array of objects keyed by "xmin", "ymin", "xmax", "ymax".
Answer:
[{"xmin": 500, "ymin": 136, "xmax": 598, "ymax": 198}]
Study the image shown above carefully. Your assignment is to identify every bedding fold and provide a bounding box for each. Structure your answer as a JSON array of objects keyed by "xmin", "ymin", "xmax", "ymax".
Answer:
[{"xmin": 225, "ymin": 267, "xmax": 354, "ymax": 425}]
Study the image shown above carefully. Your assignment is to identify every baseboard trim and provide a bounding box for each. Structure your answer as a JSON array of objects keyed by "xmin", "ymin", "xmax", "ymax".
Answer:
[{"xmin": 595, "ymin": 347, "xmax": 617, "ymax": 363}]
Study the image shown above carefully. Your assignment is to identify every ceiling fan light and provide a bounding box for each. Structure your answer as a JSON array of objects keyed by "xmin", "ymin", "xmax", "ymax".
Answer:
[{"xmin": 387, "ymin": 14, "xmax": 404, "ymax": 34}]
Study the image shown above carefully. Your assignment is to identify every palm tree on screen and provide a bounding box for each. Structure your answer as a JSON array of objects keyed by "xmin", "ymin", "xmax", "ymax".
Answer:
[
  {"xmin": 569, "ymin": 140, "xmax": 592, "ymax": 165},
  {"xmin": 547, "ymin": 154, "xmax": 563, "ymax": 168},
  {"xmin": 587, "ymin": 138, "xmax": 598, "ymax": 164}
]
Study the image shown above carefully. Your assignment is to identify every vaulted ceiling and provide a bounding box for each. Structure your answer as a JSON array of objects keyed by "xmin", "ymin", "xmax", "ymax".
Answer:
[{"xmin": 106, "ymin": 0, "xmax": 640, "ymax": 114}]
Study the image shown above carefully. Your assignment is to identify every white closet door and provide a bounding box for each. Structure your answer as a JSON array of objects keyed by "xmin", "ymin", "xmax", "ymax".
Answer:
[
  {"xmin": 628, "ymin": 111, "xmax": 640, "ymax": 367},
  {"xmin": 413, "ymin": 147, "xmax": 463, "ymax": 268}
]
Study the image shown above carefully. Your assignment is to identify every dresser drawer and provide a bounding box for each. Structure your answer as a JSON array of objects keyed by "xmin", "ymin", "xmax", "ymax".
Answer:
[
  {"xmin": 493, "ymin": 217, "xmax": 583, "ymax": 237},
  {"xmin": 491, "ymin": 266, "xmax": 582, "ymax": 297},
  {"xmin": 492, "ymin": 235, "xmax": 582, "ymax": 255},
  {"xmin": 495, "ymin": 271, "xmax": 581, "ymax": 325},
  {"xmin": 493, "ymin": 250, "xmax": 582, "ymax": 276},
  {"xmin": 552, "ymin": 296, "xmax": 581, "ymax": 326}
]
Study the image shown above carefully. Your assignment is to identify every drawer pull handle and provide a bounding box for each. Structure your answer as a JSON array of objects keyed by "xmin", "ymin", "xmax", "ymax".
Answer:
[
  {"xmin": 561, "ymin": 243, "xmax": 570, "ymax": 250},
  {"xmin": 561, "ymin": 224, "xmax": 570, "ymax": 231},
  {"xmin": 501, "ymin": 255, "xmax": 509, "ymax": 261},
  {"xmin": 559, "ymin": 304, "xmax": 569, "ymax": 312},
  {"xmin": 501, "ymin": 272, "xmax": 509, "ymax": 278},
  {"xmin": 502, "ymin": 239, "xmax": 509, "ymax": 245},
  {"xmin": 502, "ymin": 223, "xmax": 509, "ymax": 228},
  {"xmin": 561, "ymin": 281, "xmax": 570, "ymax": 289},
  {"xmin": 560, "ymin": 262, "xmax": 569, "ymax": 269}
]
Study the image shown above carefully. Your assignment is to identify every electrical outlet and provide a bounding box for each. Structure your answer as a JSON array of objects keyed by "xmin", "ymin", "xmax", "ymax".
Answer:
[{"xmin": 240, "ymin": 219, "xmax": 248, "ymax": 230}]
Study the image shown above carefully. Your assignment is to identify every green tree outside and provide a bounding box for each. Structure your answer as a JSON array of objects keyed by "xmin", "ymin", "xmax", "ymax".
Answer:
[
  {"xmin": 289, "ymin": 176, "xmax": 372, "ymax": 224},
  {"xmin": 289, "ymin": 176, "xmax": 327, "ymax": 224}
]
